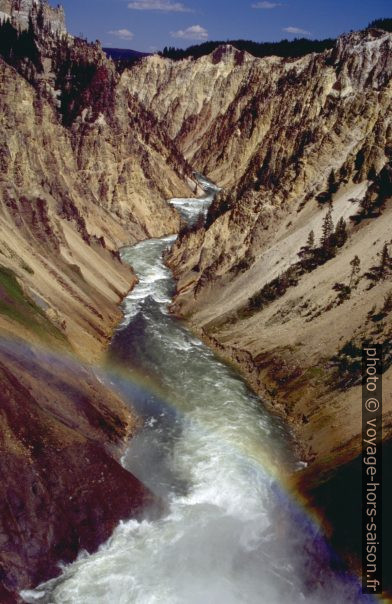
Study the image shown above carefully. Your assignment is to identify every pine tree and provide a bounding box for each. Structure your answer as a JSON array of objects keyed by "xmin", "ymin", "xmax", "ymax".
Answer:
[
  {"xmin": 379, "ymin": 243, "xmax": 391, "ymax": 279},
  {"xmin": 307, "ymin": 230, "xmax": 315, "ymax": 249},
  {"xmin": 328, "ymin": 169, "xmax": 339, "ymax": 195},
  {"xmin": 360, "ymin": 194, "xmax": 373, "ymax": 217},
  {"xmin": 37, "ymin": 4, "xmax": 45, "ymax": 31},
  {"xmin": 368, "ymin": 165, "xmax": 377, "ymax": 181},
  {"xmin": 320, "ymin": 208, "xmax": 337, "ymax": 259},
  {"xmin": 349, "ymin": 255, "xmax": 361, "ymax": 288},
  {"xmin": 339, "ymin": 163, "xmax": 349, "ymax": 183},
  {"xmin": 334, "ymin": 217, "xmax": 348, "ymax": 247},
  {"xmin": 355, "ymin": 149, "xmax": 365, "ymax": 173},
  {"xmin": 366, "ymin": 243, "xmax": 392, "ymax": 283},
  {"xmin": 298, "ymin": 230, "xmax": 315, "ymax": 268},
  {"xmin": 321, "ymin": 209, "xmax": 334, "ymax": 247}
]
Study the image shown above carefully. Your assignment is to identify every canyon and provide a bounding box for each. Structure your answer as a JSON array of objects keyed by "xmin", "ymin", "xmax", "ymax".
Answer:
[{"xmin": 0, "ymin": 1, "xmax": 391, "ymax": 600}]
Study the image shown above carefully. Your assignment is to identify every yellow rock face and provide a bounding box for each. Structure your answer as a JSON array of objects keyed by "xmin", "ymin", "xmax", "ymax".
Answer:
[{"xmin": 0, "ymin": 53, "xmax": 192, "ymax": 361}]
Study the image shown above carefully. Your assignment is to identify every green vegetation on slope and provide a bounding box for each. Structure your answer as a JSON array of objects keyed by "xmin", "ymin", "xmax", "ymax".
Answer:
[
  {"xmin": 368, "ymin": 18, "xmax": 392, "ymax": 32},
  {"xmin": 0, "ymin": 266, "xmax": 68, "ymax": 345}
]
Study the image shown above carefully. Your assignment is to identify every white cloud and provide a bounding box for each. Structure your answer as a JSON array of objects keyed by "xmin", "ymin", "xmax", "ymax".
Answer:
[
  {"xmin": 128, "ymin": 0, "xmax": 192, "ymax": 11},
  {"xmin": 170, "ymin": 24, "xmax": 208, "ymax": 40},
  {"xmin": 252, "ymin": 2, "xmax": 282, "ymax": 8},
  {"xmin": 283, "ymin": 26, "xmax": 311, "ymax": 35},
  {"xmin": 108, "ymin": 28, "xmax": 134, "ymax": 40}
]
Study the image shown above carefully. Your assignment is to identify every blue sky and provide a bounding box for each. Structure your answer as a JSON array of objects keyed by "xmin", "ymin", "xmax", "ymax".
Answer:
[{"xmin": 59, "ymin": 0, "xmax": 391, "ymax": 52}]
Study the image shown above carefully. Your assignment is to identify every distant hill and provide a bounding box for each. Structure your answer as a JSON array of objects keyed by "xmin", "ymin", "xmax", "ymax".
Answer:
[
  {"xmin": 159, "ymin": 38, "xmax": 336, "ymax": 61},
  {"xmin": 158, "ymin": 18, "xmax": 392, "ymax": 61},
  {"xmin": 103, "ymin": 47, "xmax": 150, "ymax": 62}
]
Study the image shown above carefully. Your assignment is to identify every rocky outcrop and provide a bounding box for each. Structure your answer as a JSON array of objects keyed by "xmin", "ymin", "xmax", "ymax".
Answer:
[
  {"xmin": 0, "ymin": 0, "xmax": 66, "ymax": 35},
  {"xmin": 125, "ymin": 45, "xmax": 260, "ymax": 188},
  {"xmin": 139, "ymin": 30, "xmax": 392, "ymax": 476}
]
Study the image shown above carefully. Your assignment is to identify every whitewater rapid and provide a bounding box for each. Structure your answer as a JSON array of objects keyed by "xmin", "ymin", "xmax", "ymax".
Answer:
[{"xmin": 22, "ymin": 178, "xmax": 372, "ymax": 604}]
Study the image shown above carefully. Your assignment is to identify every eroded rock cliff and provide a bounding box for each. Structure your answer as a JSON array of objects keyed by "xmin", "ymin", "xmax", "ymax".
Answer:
[{"xmin": 0, "ymin": 0, "xmax": 66, "ymax": 35}]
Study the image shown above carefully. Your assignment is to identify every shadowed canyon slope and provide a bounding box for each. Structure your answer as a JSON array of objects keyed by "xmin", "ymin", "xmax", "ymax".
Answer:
[
  {"xmin": 128, "ymin": 30, "xmax": 392, "ymax": 476},
  {"xmin": 0, "ymin": 340, "xmax": 154, "ymax": 603}
]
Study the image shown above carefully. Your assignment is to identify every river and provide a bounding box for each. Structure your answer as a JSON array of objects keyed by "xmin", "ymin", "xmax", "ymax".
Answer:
[{"xmin": 22, "ymin": 177, "xmax": 372, "ymax": 604}]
